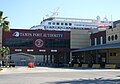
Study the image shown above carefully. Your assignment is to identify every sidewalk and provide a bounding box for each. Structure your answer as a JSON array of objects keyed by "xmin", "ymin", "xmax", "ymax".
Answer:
[{"xmin": 1, "ymin": 66, "xmax": 120, "ymax": 73}]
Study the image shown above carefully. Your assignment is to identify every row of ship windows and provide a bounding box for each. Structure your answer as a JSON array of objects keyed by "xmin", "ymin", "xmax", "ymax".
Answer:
[
  {"xmin": 48, "ymin": 22, "xmax": 72, "ymax": 26},
  {"xmin": 108, "ymin": 34, "xmax": 118, "ymax": 41},
  {"xmin": 44, "ymin": 26, "xmax": 91, "ymax": 30}
]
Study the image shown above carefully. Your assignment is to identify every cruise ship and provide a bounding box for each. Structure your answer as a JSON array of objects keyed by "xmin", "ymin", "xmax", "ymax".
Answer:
[{"xmin": 30, "ymin": 16, "xmax": 112, "ymax": 31}]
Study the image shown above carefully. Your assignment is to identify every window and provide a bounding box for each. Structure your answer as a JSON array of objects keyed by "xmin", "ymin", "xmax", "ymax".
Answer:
[
  {"xmin": 48, "ymin": 22, "xmax": 51, "ymax": 25},
  {"xmin": 66, "ymin": 27, "xmax": 68, "ymax": 29},
  {"xmin": 5, "ymin": 38, "xmax": 33, "ymax": 47},
  {"xmin": 110, "ymin": 53, "xmax": 112, "ymax": 56},
  {"xmin": 57, "ymin": 22, "xmax": 59, "ymax": 25},
  {"xmin": 113, "ymin": 53, "xmax": 116, "ymax": 56},
  {"xmin": 97, "ymin": 37, "xmax": 100, "ymax": 45},
  {"xmin": 91, "ymin": 38, "xmax": 95, "ymax": 46},
  {"xmin": 103, "ymin": 36, "xmax": 106, "ymax": 44},
  {"xmin": 110, "ymin": 52, "xmax": 117, "ymax": 56},
  {"xmin": 44, "ymin": 26, "xmax": 46, "ymax": 28},
  {"xmin": 108, "ymin": 36, "xmax": 110, "ymax": 41},
  {"xmin": 65, "ymin": 23, "xmax": 68, "ymax": 25},
  {"xmin": 115, "ymin": 34, "xmax": 118, "ymax": 40},
  {"xmin": 45, "ymin": 39, "xmax": 70, "ymax": 48},
  {"xmin": 52, "ymin": 22, "xmax": 55, "ymax": 25},
  {"xmin": 69, "ymin": 23, "xmax": 72, "ymax": 26},
  {"xmin": 111, "ymin": 35, "xmax": 114, "ymax": 40},
  {"xmin": 61, "ymin": 23, "xmax": 64, "ymax": 25}
]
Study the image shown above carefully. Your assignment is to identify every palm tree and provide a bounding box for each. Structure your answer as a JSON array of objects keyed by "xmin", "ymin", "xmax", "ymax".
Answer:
[
  {"xmin": 0, "ymin": 46, "xmax": 10, "ymax": 66},
  {"xmin": 0, "ymin": 11, "xmax": 10, "ymax": 32},
  {"xmin": 0, "ymin": 11, "xmax": 10, "ymax": 66}
]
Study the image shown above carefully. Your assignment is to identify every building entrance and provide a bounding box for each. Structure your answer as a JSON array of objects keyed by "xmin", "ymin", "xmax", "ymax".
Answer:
[
  {"xmin": 40, "ymin": 52, "xmax": 70, "ymax": 67},
  {"xmin": 7, "ymin": 53, "xmax": 35, "ymax": 66},
  {"xmin": 8, "ymin": 52, "xmax": 70, "ymax": 66}
]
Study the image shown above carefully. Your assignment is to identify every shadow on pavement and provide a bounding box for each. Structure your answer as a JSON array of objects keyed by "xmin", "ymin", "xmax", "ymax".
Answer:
[
  {"xmin": 48, "ymin": 78, "xmax": 120, "ymax": 84},
  {"xmin": 0, "ymin": 68, "xmax": 3, "ymax": 71}
]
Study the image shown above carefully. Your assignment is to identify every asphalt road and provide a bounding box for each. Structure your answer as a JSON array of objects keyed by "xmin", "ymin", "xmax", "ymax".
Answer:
[{"xmin": 0, "ymin": 67, "xmax": 120, "ymax": 84}]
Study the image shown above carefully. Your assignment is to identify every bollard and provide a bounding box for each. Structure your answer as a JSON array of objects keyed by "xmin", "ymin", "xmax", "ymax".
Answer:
[{"xmin": 28, "ymin": 62, "xmax": 34, "ymax": 68}]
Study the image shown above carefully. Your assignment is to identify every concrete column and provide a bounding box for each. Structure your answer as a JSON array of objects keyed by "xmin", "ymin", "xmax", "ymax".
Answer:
[
  {"xmin": 46, "ymin": 55, "xmax": 48, "ymax": 64},
  {"xmin": 45, "ymin": 55, "xmax": 47, "ymax": 64},
  {"xmin": 90, "ymin": 39, "xmax": 91, "ymax": 46},
  {"xmin": 70, "ymin": 52, "xmax": 72, "ymax": 62},
  {"xmin": 95, "ymin": 38, "xmax": 97, "ymax": 46},
  {"xmin": 52, "ymin": 55, "xmax": 54, "ymax": 64},
  {"xmin": 48, "ymin": 55, "xmax": 50, "ymax": 64},
  {"xmin": 100, "ymin": 36, "xmax": 103, "ymax": 45},
  {"xmin": 106, "ymin": 49, "xmax": 109, "ymax": 63}
]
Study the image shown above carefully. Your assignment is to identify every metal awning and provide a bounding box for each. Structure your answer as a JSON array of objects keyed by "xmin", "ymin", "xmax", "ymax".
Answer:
[{"xmin": 72, "ymin": 42, "xmax": 120, "ymax": 52}]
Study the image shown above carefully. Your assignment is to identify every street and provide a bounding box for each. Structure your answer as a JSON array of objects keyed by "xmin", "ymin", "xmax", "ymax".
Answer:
[{"xmin": 0, "ymin": 67, "xmax": 120, "ymax": 84}]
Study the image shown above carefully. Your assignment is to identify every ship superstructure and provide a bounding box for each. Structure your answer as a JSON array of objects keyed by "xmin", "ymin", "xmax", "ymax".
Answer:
[{"xmin": 30, "ymin": 16, "xmax": 112, "ymax": 31}]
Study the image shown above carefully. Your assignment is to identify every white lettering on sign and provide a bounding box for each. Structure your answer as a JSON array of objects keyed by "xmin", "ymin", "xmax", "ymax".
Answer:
[
  {"xmin": 32, "ymin": 33, "xmax": 43, "ymax": 37},
  {"xmin": 12, "ymin": 32, "xmax": 64, "ymax": 38},
  {"xmin": 20, "ymin": 33, "xmax": 32, "ymax": 36},
  {"xmin": 43, "ymin": 34, "xmax": 63, "ymax": 38}
]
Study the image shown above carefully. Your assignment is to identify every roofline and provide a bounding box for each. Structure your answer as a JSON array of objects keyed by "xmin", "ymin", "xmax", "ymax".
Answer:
[{"xmin": 72, "ymin": 42, "xmax": 120, "ymax": 52}]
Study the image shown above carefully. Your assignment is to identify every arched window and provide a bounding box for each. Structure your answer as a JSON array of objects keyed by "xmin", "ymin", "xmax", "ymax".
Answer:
[
  {"xmin": 115, "ymin": 34, "xmax": 118, "ymax": 40},
  {"xmin": 108, "ymin": 36, "xmax": 110, "ymax": 41},
  {"xmin": 111, "ymin": 35, "xmax": 114, "ymax": 40}
]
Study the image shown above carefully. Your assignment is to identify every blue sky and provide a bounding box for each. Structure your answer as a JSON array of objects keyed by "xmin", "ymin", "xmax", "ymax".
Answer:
[{"xmin": 0, "ymin": 0, "xmax": 120, "ymax": 29}]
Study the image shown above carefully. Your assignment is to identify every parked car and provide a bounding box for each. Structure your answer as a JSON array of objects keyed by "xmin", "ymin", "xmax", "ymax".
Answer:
[{"xmin": 8, "ymin": 61, "xmax": 15, "ymax": 67}]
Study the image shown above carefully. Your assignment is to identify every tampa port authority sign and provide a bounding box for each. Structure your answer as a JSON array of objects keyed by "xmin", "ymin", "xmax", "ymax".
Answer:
[{"xmin": 35, "ymin": 39, "xmax": 44, "ymax": 48}]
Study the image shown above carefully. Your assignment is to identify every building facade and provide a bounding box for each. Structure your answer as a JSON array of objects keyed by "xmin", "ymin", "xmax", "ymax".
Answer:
[
  {"xmin": 72, "ymin": 23, "xmax": 120, "ymax": 68},
  {"xmin": 90, "ymin": 31, "xmax": 106, "ymax": 46},
  {"xmin": 71, "ymin": 29, "xmax": 90, "ymax": 49},
  {"xmin": 106, "ymin": 23, "xmax": 120, "ymax": 44},
  {"xmin": 3, "ymin": 29, "xmax": 70, "ymax": 66}
]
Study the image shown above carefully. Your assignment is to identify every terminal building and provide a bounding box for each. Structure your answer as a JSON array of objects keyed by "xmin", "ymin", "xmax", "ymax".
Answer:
[
  {"xmin": 2, "ymin": 28, "xmax": 90, "ymax": 66},
  {"xmin": 2, "ymin": 29, "xmax": 70, "ymax": 66},
  {"xmin": 1, "ymin": 16, "xmax": 120, "ymax": 68}
]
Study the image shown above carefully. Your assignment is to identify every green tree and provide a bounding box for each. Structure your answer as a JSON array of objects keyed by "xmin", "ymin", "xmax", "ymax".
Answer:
[
  {"xmin": 0, "ymin": 46, "xmax": 10, "ymax": 59},
  {"xmin": 0, "ymin": 11, "xmax": 10, "ymax": 66},
  {"xmin": 0, "ymin": 46, "xmax": 10, "ymax": 66},
  {"xmin": 0, "ymin": 11, "xmax": 10, "ymax": 32}
]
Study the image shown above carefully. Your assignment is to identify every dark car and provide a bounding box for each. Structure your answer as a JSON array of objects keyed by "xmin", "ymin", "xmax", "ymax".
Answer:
[{"xmin": 8, "ymin": 61, "xmax": 15, "ymax": 67}]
